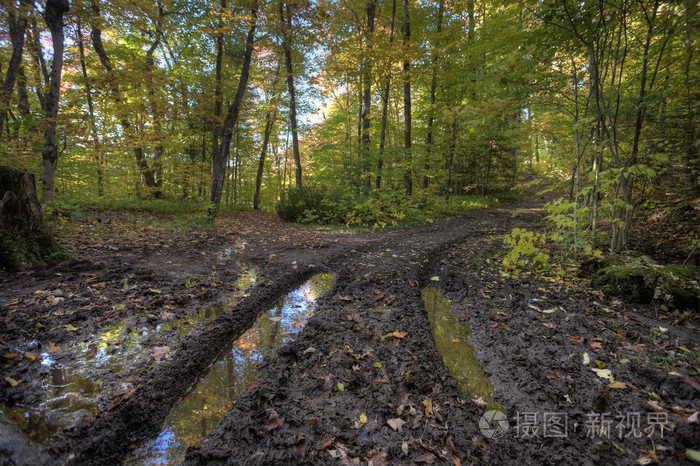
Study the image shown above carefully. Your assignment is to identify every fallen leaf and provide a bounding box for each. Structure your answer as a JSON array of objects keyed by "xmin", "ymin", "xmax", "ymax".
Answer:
[
  {"xmin": 590, "ymin": 342, "xmax": 603, "ymax": 350},
  {"xmin": 491, "ymin": 322, "xmax": 499, "ymax": 328},
  {"xmin": 387, "ymin": 418, "xmax": 406, "ymax": 432},
  {"xmin": 64, "ymin": 324, "xmax": 79, "ymax": 331},
  {"xmin": 545, "ymin": 372, "xmax": 559, "ymax": 380},
  {"xmin": 472, "ymin": 397, "xmax": 488, "ymax": 407},
  {"xmin": 4, "ymin": 376, "xmax": 20, "ymax": 387},
  {"xmin": 685, "ymin": 449, "xmax": 700, "ymax": 463},
  {"xmin": 544, "ymin": 322, "xmax": 557, "ymax": 329},
  {"xmin": 564, "ymin": 394, "xmax": 573, "ymax": 403},
  {"xmin": 3, "ymin": 353, "xmax": 18, "ymax": 359},
  {"xmin": 646, "ymin": 400, "xmax": 665, "ymax": 412},
  {"xmin": 338, "ymin": 295, "xmax": 354, "ymax": 301},
  {"xmin": 150, "ymin": 346, "xmax": 170, "ymax": 362},
  {"xmin": 393, "ymin": 331, "xmax": 407, "ymax": 339},
  {"xmin": 245, "ymin": 380, "xmax": 259, "ymax": 392},
  {"xmin": 430, "ymin": 276, "xmax": 440, "ymax": 281},
  {"xmin": 609, "ymin": 381, "xmax": 627, "ymax": 389},
  {"xmin": 357, "ymin": 413, "xmax": 367, "ymax": 428},
  {"xmin": 591, "ymin": 290, "xmax": 604, "ymax": 298},
  {"xmin": 23, "ymin": 353, "xmax": 38, "ymax": 363},
  {"xmin": 541, "ymin": 308, "xmax": 557, "ymax": 314},
  {"xmin": 46, "ymin": 342, "xmax": 61, "ymax": 353},
  {"xmin": 148, "ymin": 288, "xmax": 161, "ymax": 294},
  {"xmin": 688, "ymin": 412, "xmax": 699, "ymax": 424},
  {"xmin": 423, "ymin": 397, "xmax": 433, "ymax": 416},
  {"xmin": 583, "ymin": 353, "xmax": 590, "ymax": 365},
  {"xmin": 265, "ymin": 416, "xmax": 284, "ymax": 431},
  {"xmin": 303, "ymin": 347, "xmax": 316, "ymax": 355},
  {"xmin": 320, "ymin": 438, "xmax": 335, "ymax": 449},
  {"xmin": 337, "ymin": 382, "xmax": 344, "ymax": 392},
  {"xmin": 415, "ymin": 452, "xmax": 436, "ymax": 464},
  {"xmin": 591, "ymin": 368, "xmax": 612, "ymax": 380},
  {"xmin": 595, "ymin": 360, "xmax": 606, "ymax": 369}
]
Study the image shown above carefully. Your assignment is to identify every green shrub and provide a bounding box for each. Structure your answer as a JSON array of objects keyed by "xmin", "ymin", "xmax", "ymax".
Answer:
[
  {"xmin": 502, "ymin": 228, "xmax": 550, "ymax": 271},
  {"xmin": 275, "ymin": 185, "xmax": 347, "ymax": 224}
]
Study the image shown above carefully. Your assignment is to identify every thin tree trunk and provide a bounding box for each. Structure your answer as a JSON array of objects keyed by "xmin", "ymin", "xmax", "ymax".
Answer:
[
  {"xmin": 76, "ymin": 20, "xmax": 103, "ymax": 196},
  {"xmin": 209, "ymin": 0, "xmax": 258, "ymax": 216},
  {"xmin": 254, "ymin": 65, "xmax": 281, "ymax": 210},
  {"xmin": 211, "ymin": 0, "xmax": 226, "ymax": 178},
  {"xmin": 90, "ymin": 1, "xmax": 157, "ymax": 192},
  {"xmin": 361, "ymin": 0, "xmax": 376, "ymax": 187},
  {"xmin": 424, "ymin": 0, "xmax": 444, "ymax": 190},
  {"xmin": 376, "ymin": 0, "xmax": 396, "ymax": 189},
  {"xmin": 401, "ymin": 0, "xmax": 412, "ymax": 195},
  {"xmin": 40, "ymin": 0, "xmax": 70, "ymax": 205},
  {"xmin": 279, "ymin": 1, "xmax": 302, "ymax": 189},
  {"xmin": 0, "ymin": 0, "xmax": 31, "ymax": 140}
]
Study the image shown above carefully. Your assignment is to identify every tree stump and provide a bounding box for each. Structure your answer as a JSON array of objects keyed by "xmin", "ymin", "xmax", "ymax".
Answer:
[{"xmin": 0, "ymin": 166, "xmax": 68, "ymax": 270}]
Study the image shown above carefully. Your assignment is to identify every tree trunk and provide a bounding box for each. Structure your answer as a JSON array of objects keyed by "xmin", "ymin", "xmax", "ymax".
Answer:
[
  {"xmin": 211, "ymin": 0, "xmax": 226, "ymax": 180},
  {"xmin": 375, "ymin": 0, "xmax": 396, "ymax": 189},
  {"xmin": 360, "ymin": 0, "xmax": 376, "ymax": 187},
  {"xmin": 209, "ymin": 0, "xmax": 258, "ymax": 216},
  {"xmin": 40, "ymin": 0, "xmax": 70, "ymax": 205},
  {"xmin": 89, "ymin": 1, "xmax": 158, "ymax": 194},
  {"xmin": 401, "ymin": 0, "xmax": 412, "ymax": 196},
  {"xmin": 254, "ymin": 66, "xmax": 281, "ymax": 210},
  {"xmin": 0, "ymin": 0, "xmax": 31, "ymax": 140},
  {"xmin": 424, "ymin": 0, "xmax": 444, "ymax": 190},
  {"xmin": 279, "ymin": 1, "xmax": 302, "ymax": 189},
  {"xmin": 76, "ymin": 20, "xmax": 103, "ymax": 197},
  {"xmin": 0, "ymin": 166, "xmax": 67, "ymax": 270}
]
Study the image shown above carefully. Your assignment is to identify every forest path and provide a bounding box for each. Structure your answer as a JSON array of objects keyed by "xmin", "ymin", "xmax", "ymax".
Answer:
[{"xmin": 1, "ymin": 198, "xmax": 697, "ymax": 465}]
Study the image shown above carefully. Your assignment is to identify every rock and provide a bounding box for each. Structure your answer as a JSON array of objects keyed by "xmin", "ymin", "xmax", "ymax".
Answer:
[{"xmin": 0, "ymin": 166, "xmax": 68, "ymax": 270}]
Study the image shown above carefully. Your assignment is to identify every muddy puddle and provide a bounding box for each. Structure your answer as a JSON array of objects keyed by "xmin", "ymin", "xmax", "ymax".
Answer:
[
  {"xmin": 126, "ymin": 273, "xmax": 335, "ymax": 465},
  {"xmin": 422, "ymin": 286, "xmax": 501, "ymax": 411},
  {"xmin": 0, "ymin": 266, "xmax": 258, "ymax": 445}
]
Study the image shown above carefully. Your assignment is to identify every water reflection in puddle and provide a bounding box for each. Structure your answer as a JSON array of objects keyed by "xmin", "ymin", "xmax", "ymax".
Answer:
[
  {"xmin": 422, "ymin": 286, "xmax": 501, "ymax": 411},
  {"xmin": 0, "ymin": 265, "xmax": 258, "ymax": 445},
  {"xmin": 127, "ymin": 273, "xmax": 335, "ymax": 465}
]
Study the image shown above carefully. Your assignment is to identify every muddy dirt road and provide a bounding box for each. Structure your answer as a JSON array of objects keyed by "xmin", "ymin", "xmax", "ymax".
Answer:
[{"xmin": 1, "ymin": 201, "xmax": 698, "ymax": 465}]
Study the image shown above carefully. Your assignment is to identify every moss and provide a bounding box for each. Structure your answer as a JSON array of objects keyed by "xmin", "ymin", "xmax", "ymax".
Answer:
[
  {"xmin": 591, "ymin": 261, "xmax": 699, "ymax": 310},
  {"xmin": 0, "ymin": 228, "xmax": 68, "ymax": 271}
]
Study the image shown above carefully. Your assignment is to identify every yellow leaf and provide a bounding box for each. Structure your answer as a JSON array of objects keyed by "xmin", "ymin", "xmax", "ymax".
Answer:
[
  {"xmin": 3, "ymin": 353, "xmax": 18, "ymax": 359},
  {"xmin": 23, "ymin": 353, "xmax": 38, "ymax": 363},
  {"xmin": 4, "ymin": 376, "xmax": 20, "ymax": 387},
  {"xmin": 609, "ymin": 381, "xmax": 627, "ymax": 389},
  {"xmin": 358, "ymin": 413, "xmax": 367, "ymax": 427},
  {"xmin": 149, "ymin": 288, "xmax": 161, "ymax": 294},
  {"xmin": 595, "ymin": 360, "xmax": 606, "ymax": 369},
  {"xmin": 337, "ymin": 382, "xmax": 344, "ymax": 392}
]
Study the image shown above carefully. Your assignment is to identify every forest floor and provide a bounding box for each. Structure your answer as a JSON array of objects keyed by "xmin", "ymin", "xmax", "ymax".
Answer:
[{"xmin": 0, "ymin": 192, "xmax": 698, "ymax": 465}]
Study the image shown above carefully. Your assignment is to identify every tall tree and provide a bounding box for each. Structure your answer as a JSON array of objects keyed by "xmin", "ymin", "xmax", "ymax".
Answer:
[
  {"xmin": 209, "ymin": 0, "xmax": 259, "ymax": 216},
  {"xmin": 279, "ymin": 0, "xmax": 302, "ymax": 189},
  {"xmin": 423, "ymin": 0, "xmax": 444, "ymax": 189},
  {"xmin": 376, "ymin": 0, "xmax": 396, "ymax": 189},
  {"xmin": 0, "ymin": 0, "xmax": 32, "ymax": 141},
  {"xmin": 360, "ymin": 0, "xmax": 376, "ymax": 187},
  {"xmin": 401, "ymin": 0, "xmax": 412, "ymax": 195},
  {"xmin": 40, "ymin": 0, "xmax": 70, "ymax": 204}
]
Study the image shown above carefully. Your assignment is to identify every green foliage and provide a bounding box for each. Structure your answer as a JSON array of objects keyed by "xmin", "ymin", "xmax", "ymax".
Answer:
[
  {"xmin": 502, "ymin": 228, "xmax": 550, "ymax": 271},
  {"xmin": 545, "ymin": 199, "xmax": 602, "ymax": 259},
  {"xmin": 275, "ymin": 186, "xmax": 347, "ymax": 225}
]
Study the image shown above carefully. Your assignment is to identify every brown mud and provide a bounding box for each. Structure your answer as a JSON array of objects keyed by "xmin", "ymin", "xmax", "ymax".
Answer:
[{"xmin": 0, "ymin": 202, "xmax": 698, "ymax": 465}]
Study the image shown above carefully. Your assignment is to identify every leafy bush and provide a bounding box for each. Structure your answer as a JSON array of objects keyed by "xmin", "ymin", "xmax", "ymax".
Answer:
[
  {"xmin": 502, "ymin": 228, "xmax": 550, "ymax": 271},
  {"xmin": 275, "ymin": 186, "xmax": 347, "ymax": 224}
]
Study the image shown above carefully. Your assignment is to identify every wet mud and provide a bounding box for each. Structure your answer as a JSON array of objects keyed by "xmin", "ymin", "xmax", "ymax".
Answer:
[{"xmin": 0, "ymin": 202, "xmax": 697, "ymax": 465}]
